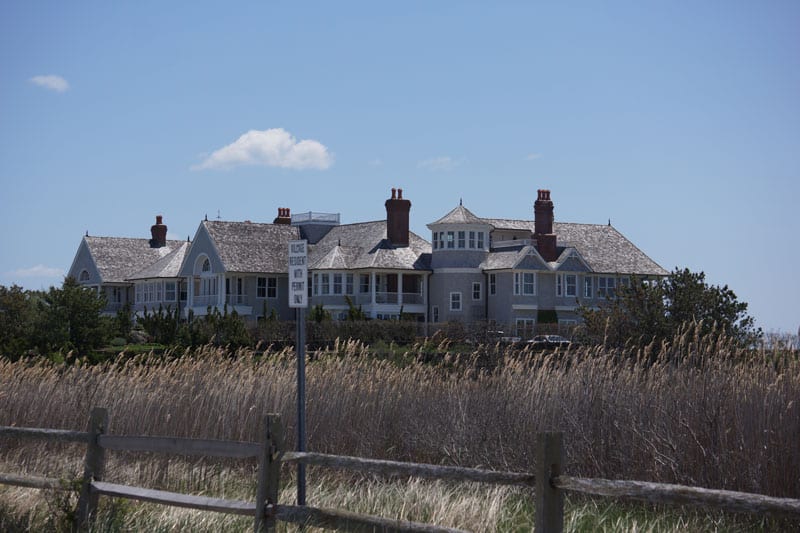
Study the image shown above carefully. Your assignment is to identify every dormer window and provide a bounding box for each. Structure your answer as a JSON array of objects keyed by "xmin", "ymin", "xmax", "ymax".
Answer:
[
  {"xmin": 79, "ymin": 270, "xmax": 90, "ymax": 282},
  {"xmin": 201, "ymin": 258, "xmax": 211, "ymax": 272}
]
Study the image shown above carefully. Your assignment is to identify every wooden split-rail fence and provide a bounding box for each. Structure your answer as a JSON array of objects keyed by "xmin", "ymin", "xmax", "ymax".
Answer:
[{"xmin": 1, "ymin": 407, "xmax": 799, "ymax": 532}]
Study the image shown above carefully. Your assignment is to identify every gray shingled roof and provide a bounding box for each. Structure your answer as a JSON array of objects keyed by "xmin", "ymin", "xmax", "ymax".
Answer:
[
  {"xmin": 479, "ymin": 218, "xmax": 666, "ymax": 275},
  {"xmin": 428, "ymin": 205, "xmax": 488, "ymax": 226},
  {"xmin": 127, "ymin": 242, "xmax": 190, "ymax": 280},
  {"xmin": 554, "ymin": 222, "xmax": 667, "ymax": 275},
  {"xmin": 309, "ymin": 221, "xmax": 431, "ymax": 271},
  {"xmin": 84, "ymin": 237, "xmax": 186, "ymax": 283},
  {"xmin": 203, "ymin": 221, "xmax": 300, "ymax": 273}
]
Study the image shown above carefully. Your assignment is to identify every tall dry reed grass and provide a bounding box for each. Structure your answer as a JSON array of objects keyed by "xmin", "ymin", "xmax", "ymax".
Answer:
[{"xmin": 1, "ymin": 327, "xmax": 798, "ymax": 502}]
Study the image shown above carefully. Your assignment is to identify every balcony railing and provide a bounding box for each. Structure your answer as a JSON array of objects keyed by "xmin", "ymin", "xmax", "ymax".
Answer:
[
  {"xmin": 291, "ymin": 211, "xmax": 340, "ymax": 225},
  {"xmin": 401, "ymin": 293, "xmax": 424, "ymax": 305}
]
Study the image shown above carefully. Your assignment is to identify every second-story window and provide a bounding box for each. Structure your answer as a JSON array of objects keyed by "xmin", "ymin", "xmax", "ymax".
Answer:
[
  {"xmin": 489, "ymin": 274, "xmax": 496, "ymax": 295},
  {"xmin": 333, "ymin": 273, "xmax": 343, "ymax": 294},
  {"xmin": 472, "ymin": 282, "xmax": 481, "ymax": 300},
  {"xmin": 321, "ymin": 273, "xmax": 330, "ymax": 295},
  {"xmin": 447, "ymin": 231, "xmax": 455, "ymax": 249},
  {"xmin": 450, "ymin": 292, "xmax": 462, "ymax": 311},
  {"xmin": 360, "ymin": 274, "xmax": 370, "ymax": 293},
  {"xmin": 458, "ymin": 231, "xmax": 466, "ymax": 249}
]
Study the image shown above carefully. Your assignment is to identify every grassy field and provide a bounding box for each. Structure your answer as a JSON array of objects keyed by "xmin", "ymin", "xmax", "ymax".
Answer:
[{"xmin": 1, "ymin": 328, "xmax": 798, "ymax": 531}]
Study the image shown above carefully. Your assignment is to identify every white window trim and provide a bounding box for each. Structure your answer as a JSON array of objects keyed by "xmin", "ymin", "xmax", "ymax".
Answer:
[
  {"xmin": 472, "ymin": 282, "xmax": 482, "ymax": 301},
  {"xmin": 515, "ymin": 271, "xmax": 536, "ymax": 296},
  {"xmin": 449, "ymin": 292, "xmax": 462, "ymax": 312}
]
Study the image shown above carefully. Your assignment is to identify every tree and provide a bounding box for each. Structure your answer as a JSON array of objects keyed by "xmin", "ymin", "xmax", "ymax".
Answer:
[
  {"xmin": 578, "ymin": 268, "xmax": 761, "ymax": 347},
  {"xmin": 0, "ymin": 284, "xmax": 37, "ymax": 359},
  {"xmin": 33, "ymin": 277, "xmax": 109, "ymax": 355}
]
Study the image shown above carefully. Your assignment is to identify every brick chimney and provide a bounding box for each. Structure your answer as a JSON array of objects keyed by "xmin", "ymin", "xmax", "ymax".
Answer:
[
  {"xmin": 273, "ymin": 207, "xmax": 292, "ymax": 225},
  {"xmin": 534, "ymin": 189, "xmax": 558, "ymax": 261},
  {"xmin": 385, "ymin": 187, "xmax": 411, "ymax": 247},
  {"xmin": 150, "ymin": 215, "xmax": 167, "ymax": 248}
]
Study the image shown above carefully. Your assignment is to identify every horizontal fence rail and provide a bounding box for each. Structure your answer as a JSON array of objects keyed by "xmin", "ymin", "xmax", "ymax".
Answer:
[
  {"xmin": 555, "ymin": 476, "xmax": 800, "ymax": 517},
  {"xmin": 3, "ymin": 413, "xmax": 800, "ymax": 532},
  {"xmin": 0, "ymin": 426, "xmax": 89, "ymax": 443},
  {"xmin": 0, "ymin": 473, "xmax": 67, "ymax": 491},
  {"xmin": 91, "ymin": 481, "xmax": 257, "ymax": 516},
  {"xmin": 283, "ymin": 451, "xmax": 535, "ymax": 486}
]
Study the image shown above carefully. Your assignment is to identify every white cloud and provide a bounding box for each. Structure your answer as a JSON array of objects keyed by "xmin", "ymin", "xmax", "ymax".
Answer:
[
  {"xmin": 29, "ymin": 74, "xmax": 70, "ymax": 93},
  {"xmin": 8, "ymin": 265, "xmax": 63, "ymax": 278},
  {"xmin": 193, "ymin": 128, "xmax": 333, "ymax": 171},
  {"xmin": 526, "ymin": 153, "xmax": 542, "ymax": 160},
  {"xmin": 418, "ymin": 156, "xmax": 461, "ymax": 171}
]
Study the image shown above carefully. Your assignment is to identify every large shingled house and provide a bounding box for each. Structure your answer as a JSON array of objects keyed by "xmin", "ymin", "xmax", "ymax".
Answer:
[
  {"xmin": 68, "ymin": 216, "xmax": 189, "ymax": 315},
  {"xmin": 68, "ymin": 188, "xmax": 667, "ymax": 335}
]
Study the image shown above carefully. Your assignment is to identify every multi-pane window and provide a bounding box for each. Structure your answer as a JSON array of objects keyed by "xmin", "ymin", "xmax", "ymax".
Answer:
[
  {"xmin": 433, "ymin": 229, "xmax": 486, "ymax": 250},
  {"xmin": 165, "ymin": 281, "xmax": 176, "ymax": 301},
  {"xmin": 333, "ymin": 273, "xmax": 343, "ymax": 294},
  {"xmin": 321, "ymin": 273, "xmax": 330, "ymax": 295},
  {"xmin": 472, "ymin": 282, "xmax": 481, "ymax": 300},
  {"xmin": 346, "ymin": 274, "xmax": 354, "ymax": 294},
  {"xmin": 557, "ymin": 274, "xmax": 577, "ymax": 297},
  {"xmin": 566, "ymin": 275, "xmax": 577, "ymax": 296},
  {"xmin": 360, "ymin": 274, "xmax": 370, "ymax": 293},
  {"xmin": 450, "ymin": 292, "xmax": 462, "ymax": 311},
  {"xmin": 597, "ymin": 276, "xmax": 616, "ymax": 298},
  {"xmin": 257, "ymin": 277, "xmax": 277, "ymax": 298},
  {"xmin": 432, "ymin": 306, "xmax": 439, "ymax": 323},
  {"xmin": 489, "ymin": 274, "xmax": 496, "ymax": 295},
  {"xmin": 514, "ymin": 272, "xmax": 536, "ymax": 295}
]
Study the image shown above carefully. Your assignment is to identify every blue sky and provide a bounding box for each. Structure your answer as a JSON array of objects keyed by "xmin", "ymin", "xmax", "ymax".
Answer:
[{"xmin": 1, "ymin": 1, "xmax": 798, "ymax": 334}]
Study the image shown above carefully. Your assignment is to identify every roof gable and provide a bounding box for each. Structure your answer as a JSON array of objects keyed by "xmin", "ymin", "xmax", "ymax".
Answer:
[
  {"xmin": 203, "ymin": 220, "xmax": 300, "ymax": 273},
  {"xmin": 81, "ymin": 236, "xmax": 186, "ymax": 283}
]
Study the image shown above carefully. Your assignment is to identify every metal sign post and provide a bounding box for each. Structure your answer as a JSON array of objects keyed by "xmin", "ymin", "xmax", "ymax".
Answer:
[{"xmin": 288, "ymin": 240, "xmax": 308, "ymax": 505}]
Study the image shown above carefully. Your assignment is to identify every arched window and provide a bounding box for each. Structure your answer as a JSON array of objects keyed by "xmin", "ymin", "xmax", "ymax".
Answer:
[
  {"xmin": 79, "ymin": 270, "xmax": 90, "ymax": 282},
  {"xmin": 194, "ymin": 255, "xmax": 213, "ymax": 276}
]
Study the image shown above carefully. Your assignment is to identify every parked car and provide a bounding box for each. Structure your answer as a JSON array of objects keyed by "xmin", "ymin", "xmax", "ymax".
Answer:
[{"xmin": 527, "ymin": 335, "xmax": 572, "ymax": 349}]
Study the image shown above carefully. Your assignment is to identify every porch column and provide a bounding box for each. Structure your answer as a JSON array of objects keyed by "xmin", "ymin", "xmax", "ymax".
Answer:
[
  {"xmin": 187, "ymin": 277, "xmax": 194, "ymax": 310},
  {"xmin": 370, "ymin": 272, "xmax": 376, "ymax": 305},
  {"xmin": 398, "ymin": 273, "xmax": 403, "ymax": 306},
  {"xmin": 218, "ymin": 274, "xmax": 225, "ymax": 307}
]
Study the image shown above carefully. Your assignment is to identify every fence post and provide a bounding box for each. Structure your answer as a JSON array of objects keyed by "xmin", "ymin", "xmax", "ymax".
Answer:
[
  {"xmin": 535, "ymin": 432, "xmax": 564, "ymax": 533},
  {"xmin": 255, "ymin": 414, "xmax": 283, "ymax": 533},
  {"xmin": 74, "ymin": 407, "xmax": 109, "ymax": 531}
]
